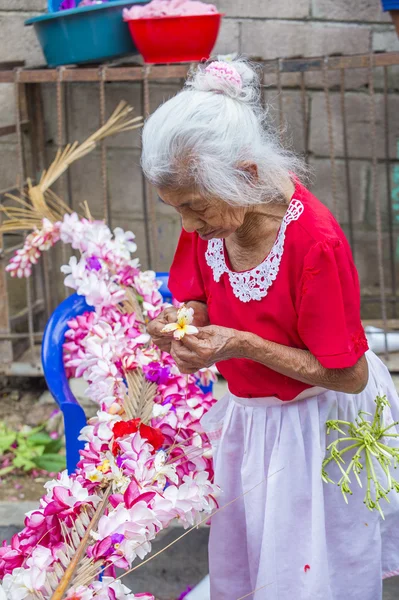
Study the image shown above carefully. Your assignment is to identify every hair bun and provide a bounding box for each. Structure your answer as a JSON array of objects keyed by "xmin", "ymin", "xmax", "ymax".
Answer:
[{"xmin": 188, "ymin": 55, "xmax": 260, "ymax": 104}]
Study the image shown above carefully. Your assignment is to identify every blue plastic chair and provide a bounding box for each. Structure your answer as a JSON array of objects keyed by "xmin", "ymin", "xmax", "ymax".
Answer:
[
  {"xmin": 42, "ymin": 293, "xmax": 93, "ymax": 474},
  {"xmin": 155, "ymin": 271, "xmax": 173, "ymax": 303},
  {"xmin": 42, "ymin": 273, "xmax": 212, "ymax": 473}
]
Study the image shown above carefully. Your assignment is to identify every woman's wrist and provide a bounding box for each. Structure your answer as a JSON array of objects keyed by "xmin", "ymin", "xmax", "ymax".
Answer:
[{"xmin": 232, "ymin": 330, "xmax": 261, "ymax": 360}]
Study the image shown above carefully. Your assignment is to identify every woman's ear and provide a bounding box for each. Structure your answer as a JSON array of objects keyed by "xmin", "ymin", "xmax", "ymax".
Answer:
[{"xmin": 237, "ymin": 161, "xmax": 259, "ymax": 182}]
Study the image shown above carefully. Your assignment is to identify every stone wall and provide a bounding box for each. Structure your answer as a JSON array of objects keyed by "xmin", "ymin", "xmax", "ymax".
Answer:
[{"xmin": 0, "ymin": 0, "xmax": 399, "ymax": 315}]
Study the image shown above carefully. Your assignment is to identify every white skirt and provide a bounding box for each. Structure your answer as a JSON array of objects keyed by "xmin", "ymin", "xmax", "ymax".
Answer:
[{"xmin": 201, "ymin": 351, "xmax": 399, "ymax": 600}]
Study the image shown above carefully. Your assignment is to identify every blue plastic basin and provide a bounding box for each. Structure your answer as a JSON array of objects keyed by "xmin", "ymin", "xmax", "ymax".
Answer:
[{"xmin": 25, "ymin": 0, "xmax": 148, "ymax": 67}]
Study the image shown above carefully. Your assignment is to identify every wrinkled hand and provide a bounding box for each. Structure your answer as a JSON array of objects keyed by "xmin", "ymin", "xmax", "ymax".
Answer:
[
  {"xmin": 147, "ymin": 302, "xmax": 210, "ymax": 353},
  {"xmin": 170, "ymin": 325, "xmax": 240, "ymax": 374},
  {"xmin": 147, "ymin": 306, "xmax": 179, "ymax": 353}
]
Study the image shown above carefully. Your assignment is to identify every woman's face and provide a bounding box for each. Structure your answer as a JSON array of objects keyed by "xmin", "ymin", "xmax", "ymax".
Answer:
[{"xmin": 158, "ymin": 188, "xmax": 247, "ymax": 240}]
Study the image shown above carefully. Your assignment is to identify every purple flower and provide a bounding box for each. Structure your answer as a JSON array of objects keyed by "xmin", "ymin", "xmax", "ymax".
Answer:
[
  {"xmin": 87, "ymin": 256, "xmax": 102, "ymax": 271},
  {"xmin": 60, "ymin": 0, "xmax": 76, "ymax": 9},
  {"xmin": 144, "ymin": 362, "xmax": 170, "ymax": 385},
  {"xmin": 177, "ymin": 588, "xmax": 193, "ymax": 600},
  {"xmin": 111, "ymin": 533, "xmax": 124, "ymax": 545}
]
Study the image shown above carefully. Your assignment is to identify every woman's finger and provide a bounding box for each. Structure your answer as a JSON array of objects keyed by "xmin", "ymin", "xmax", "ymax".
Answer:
[
  {"xmin": 163, "ymin": 306, "xmax": 178, "ymax": 323},
  {"xmin": 180, "ymin": 334, "xmax": 202, "ymax": 350},
  {"xmin": 171, "ymin": 341, "xmax": 196, "ymax": 361}
]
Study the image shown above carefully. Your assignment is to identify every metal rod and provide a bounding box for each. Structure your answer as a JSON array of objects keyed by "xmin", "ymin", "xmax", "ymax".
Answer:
[
  {"xmin": 323, "ymin": 58, "xmax": 338, "ymax": 220},
  {"xmin": 0, "ymin": 331, "xmax": 43, "ymax": 340},
  {"xmin": 1, "ymin": 53, "xmax": 399, "ymax": 84},
  {"xmin": 56, "ymin": 67, "xmax": 69, "ymax": 299},
  {"xmin": 299, "ymin": 71, "xmax": 309, "ymax": 164},
  {"xmin": 142, "ymin": 65, "xmax": 159, "ymax": 270},
  {"xmin": 383, "ymin": 65, "xmax": 397, "ymax": 318},
  {"xmin": 276, "ymin": 59, "xmax": 284, "ymax": 140},
  {"xmin": 140, "ymin": 79, "xmax": 152, "ymax": 268},
  {"xmin": 368, "ymin": 52, "xmax": 389, "ymax": 357},
  {"xmin": 99, "ymin": 66, "xmax": 111, "ymax": 226},
  {"xmin": 339, "ymin": 68, "xmax": 355, "ymax": 254}
]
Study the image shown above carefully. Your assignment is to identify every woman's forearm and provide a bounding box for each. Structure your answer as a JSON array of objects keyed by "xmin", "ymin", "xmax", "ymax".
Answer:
[{"xmin": 236, "ymin": 331, "xmax": 368, "ymax": 394}]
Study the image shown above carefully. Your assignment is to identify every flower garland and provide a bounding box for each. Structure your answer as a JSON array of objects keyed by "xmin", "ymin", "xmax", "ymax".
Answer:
[{"xmin": 0, "ymin": 214, "xmax": 219, "ymax": 599}]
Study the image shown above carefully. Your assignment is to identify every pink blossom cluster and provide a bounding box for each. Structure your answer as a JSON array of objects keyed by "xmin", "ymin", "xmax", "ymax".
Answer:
[
  {"xmin": 5, "ymin": 219, "xmax": 60, "ymax": 278},
  {"xmin": 6, "ymin": 213, "xmax": 164, "ymax": 318}
]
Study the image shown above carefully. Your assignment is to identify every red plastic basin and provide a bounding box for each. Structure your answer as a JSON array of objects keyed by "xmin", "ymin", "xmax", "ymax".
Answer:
[{"xmin": 126, "ymin": 13, "xmax": 222, "ymax": 64}]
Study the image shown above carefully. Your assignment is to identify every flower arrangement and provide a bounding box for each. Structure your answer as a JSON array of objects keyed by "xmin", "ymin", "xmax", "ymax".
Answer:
[{"xmin": 0, "ymin": 104, "xmax": 219, "ymax": 599}]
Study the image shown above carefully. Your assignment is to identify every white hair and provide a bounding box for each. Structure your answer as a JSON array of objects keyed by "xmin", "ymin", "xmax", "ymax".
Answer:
[{"xmin": 141, "ymin": 56, "xmax": 307, "ymax": 206}]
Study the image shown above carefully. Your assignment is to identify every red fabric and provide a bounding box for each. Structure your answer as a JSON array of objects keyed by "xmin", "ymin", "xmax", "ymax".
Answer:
[{"xmin": 168, "ymin": 182, "xmax": 368, "ymax": 401}]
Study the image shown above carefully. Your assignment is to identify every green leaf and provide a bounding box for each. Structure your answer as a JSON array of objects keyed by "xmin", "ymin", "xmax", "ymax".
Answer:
[
  {"xmin": 13, "ymin": 455, "xmax": 36, "ymax": 471},
  {"xmin": 27, "ymin": 432, "xmax": 53, "ymax": 447},
  {"xmin": 0, "ymin": 433, "xmax": 17, "ymax": 456},
  {"xmin": 33, "ymin": 454, "xmax": 66, "ymax": 473},
  {"xmin": 43, "ymin": 438, "xmax": 63, "ymax": 454},
  {"xmin": 0, "ymin": 466, "xmax": 15, "ymax": 477}
]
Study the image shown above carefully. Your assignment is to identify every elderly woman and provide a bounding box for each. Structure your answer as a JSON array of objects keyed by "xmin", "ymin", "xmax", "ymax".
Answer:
[{"xmin": 142, "ymin": 58, "xmax": 399, "ymax": 600}]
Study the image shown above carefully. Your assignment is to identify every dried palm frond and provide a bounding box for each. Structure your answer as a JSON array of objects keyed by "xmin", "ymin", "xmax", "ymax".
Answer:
[
  {"xmin": 50, "ymin": 485, "xmax": 112, "ymax": 600},
  {"xmin": 120, "ymin": 287, "xmax": 146, "ymax": 330},
  {"xmin": 1, "ymin": 102, "xmax": 142, "ymax": 233},
  {"xmin": 124, "ymin": 368, "xmax": 158, "ymax": 423}
]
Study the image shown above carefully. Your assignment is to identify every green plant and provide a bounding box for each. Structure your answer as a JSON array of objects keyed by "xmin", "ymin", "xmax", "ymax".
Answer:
[
  {"xmin": 0, "ymin": 421, "xmax": 66, "ymax": 476},
  {"xmin": 322, "ymin": 395, "xmax": 399, "ymax": 518}
]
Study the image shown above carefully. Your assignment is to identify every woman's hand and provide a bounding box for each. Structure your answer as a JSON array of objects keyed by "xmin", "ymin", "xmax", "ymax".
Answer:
[
  {"xmin": 170, "ymin": 325, "xmax": 239, "ymax": 374},
  {"xmin": 147, "ymin": 301, "xmax": 210, "ymax": 354},
  {"xmin": 147, "ymin": 306, "xmax": 179, "ymax": 353}
]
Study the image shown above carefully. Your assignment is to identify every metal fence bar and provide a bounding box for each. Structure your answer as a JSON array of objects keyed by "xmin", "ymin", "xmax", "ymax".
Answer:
[
  {"xmin": 275, "ymin": 59, "xmax": 284, "ymax": 140},
  {"xmin": 142, "ymin": 65, "xmax": 159, "ymax": 270},
  {"xmin": 99, "ymin": 66, "xmax": 111, "ymax": 226},
  {"xmin": 339, "ymin": 68, "xmax": 355, "ymax": 254},
  {"xmin": 383, "ymin": 65, "xmax": 397, "ymax": 318},
  {"xmin": 323, "ymin": 57, "xmax": 338, "ymax": 220},
  {"xmin": 140, "ymin": 77, "xmax": 153, "ymax": 268},
  {"xmin": 14, "ymin": 69, "xmax": 36, "ymax": 356},
  {"xmin": 299, "ymin": 71, "xmax": 309, "ymax": 164},
  {"xmin": 57, "ymin": 67, "xmax": 69, "ymax": 299},
  {"xmin": 1, "ymin": 52, "xmax": 398, "ymax": 84},
  {"xmin": 368, "ymin": 53, "xmax": 389, "ymax": 356}
]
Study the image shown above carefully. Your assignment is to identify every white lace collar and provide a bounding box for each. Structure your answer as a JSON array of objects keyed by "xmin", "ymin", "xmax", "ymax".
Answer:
[{"xmin": 205, "ymin": 198, "xmax": 304, "ymax": 302}]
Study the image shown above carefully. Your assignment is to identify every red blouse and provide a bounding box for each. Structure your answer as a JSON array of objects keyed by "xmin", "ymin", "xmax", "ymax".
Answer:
[{"xmin": 168, "ymin": 182, "xmax": 368, "ymax": 401}]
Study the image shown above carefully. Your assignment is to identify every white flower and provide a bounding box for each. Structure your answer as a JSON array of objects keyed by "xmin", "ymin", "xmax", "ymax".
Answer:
[
  {"xmin": 1, "ymin": 567, "xmax": 45, "ymax": 600},
  {"xmin": 134, "ymin": 271, "xmax": 160, "ymax": 296},
  {"xmin": 161, "ymin": 306, "xmax": 198, "ymax": 340},
  {"xmin": 113, "ymin": 227, "xmax": 137, "ymax": 257},
  {"xmin": 153, "ymin": 450, "xmax": 179, "ymax": 487},
  {"xmin": 61, "ymin": 255, "xmax": 87, "ymax": 290}
]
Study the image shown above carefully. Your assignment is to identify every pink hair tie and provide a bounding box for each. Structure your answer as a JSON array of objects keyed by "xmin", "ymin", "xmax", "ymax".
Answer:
[{"xmin": 205, "ymin": 61, "xmax": 242, "ymax": 91}]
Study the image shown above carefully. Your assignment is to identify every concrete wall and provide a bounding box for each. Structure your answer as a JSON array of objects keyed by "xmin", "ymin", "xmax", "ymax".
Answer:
[{"xmin": 0, "ymin": 0, "xmax": 399, "ymax": 314}]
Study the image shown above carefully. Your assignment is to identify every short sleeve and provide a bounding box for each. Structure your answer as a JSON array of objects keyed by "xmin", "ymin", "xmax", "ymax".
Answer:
[
  {"xmin": 168, "ymin": 230, "xmax": 207, "ymax": 303},
  {"xmin": 297, "ymin": 239, "xmax": 368, "ymax": 369}
]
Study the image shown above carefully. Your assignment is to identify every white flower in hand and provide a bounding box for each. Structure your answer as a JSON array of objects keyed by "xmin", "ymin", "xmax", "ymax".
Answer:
[{"xmin": 161, "ymin": 306, "xmax": 199, "ymax": 340}]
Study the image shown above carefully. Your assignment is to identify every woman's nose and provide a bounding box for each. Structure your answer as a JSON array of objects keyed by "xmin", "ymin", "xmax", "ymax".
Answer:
[{"xmin": 181, "ymin": 212, "xmax": 203, "ymax": 233}]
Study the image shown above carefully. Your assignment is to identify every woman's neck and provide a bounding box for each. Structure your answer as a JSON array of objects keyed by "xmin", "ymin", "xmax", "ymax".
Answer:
[{"xmin": 233, "ymin": 179, "xmax": 295, "ymax": 247}]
